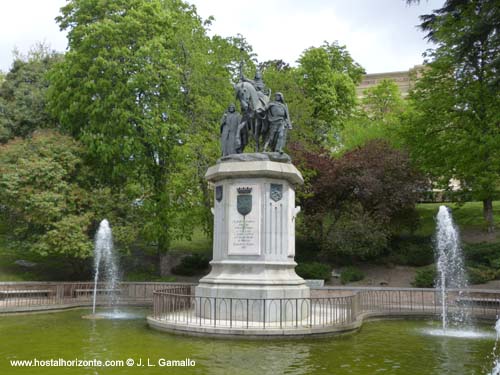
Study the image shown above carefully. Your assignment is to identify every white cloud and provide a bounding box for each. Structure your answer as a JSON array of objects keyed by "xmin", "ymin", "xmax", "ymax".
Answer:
[
  {"xmin": 0, "ymin": 0, "xmax": 67, "ymax": 71},
  {"xmin": 0, "ymin": 0, "xmax": 444, "ymax": 73},
  {"xmin": 192, "ymin": 0, "xmax": 443, "ymax": 73}
]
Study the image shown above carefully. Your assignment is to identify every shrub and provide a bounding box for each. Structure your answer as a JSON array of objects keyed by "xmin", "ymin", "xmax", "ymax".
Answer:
[
  {"xmin": 323, "ymin": 204, "xmax": 389, "ymax": 260},
  {"xmin": 467, "ymin": 266, "xmax": 496, "ymax": 285},
  {"xmin": 340, "ymin": 266, "xmax": 365, "ymax": 285},
  {"xmin": 412, "ymin": 266, "xmax": 436, "ymax": 288},
  {"xmin": 171, "ymin": 254, "xmax": 210, "ymax": 276},
  {"xmin": 295, "ymin": 236, "xmax": 322, "ymax": 263},
  {"xmin": 390, "ymin": 236, "xmax": 434, "ymax": 267},
  {"xmin": 464, "ymin": 242, "xmax": 500, "ymax": 268},
  {"xmin": 296, "ymin": 262, "xmax": 331, "ymax": 281}
]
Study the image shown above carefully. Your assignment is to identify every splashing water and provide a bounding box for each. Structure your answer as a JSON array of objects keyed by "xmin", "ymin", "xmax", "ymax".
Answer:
[
  {"xmin": 490, "ymin": 318, "xmax": 500, "ymax": 375},
  {"xmin": 435, "ymin": 206, "xmax": 470, "ymax": 331},
  {"xmin": 92, "ymin": 219, "xmax": 119, "ymax": 314}
]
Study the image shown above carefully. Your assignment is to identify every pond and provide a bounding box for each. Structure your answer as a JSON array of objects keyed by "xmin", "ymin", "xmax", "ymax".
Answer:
[{"xmin": 0, "ymin": 308, "xmax": 496, "ymax": 375}]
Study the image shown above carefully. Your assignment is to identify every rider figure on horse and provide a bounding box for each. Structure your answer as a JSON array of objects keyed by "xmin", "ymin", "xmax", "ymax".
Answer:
[
  {"xmin": 241, "ymin": 70, "xmax": 268, "ymax": 99},
  {"xmin": 236, "ymin": 69, "xmax": 271, "ymax": 151}
]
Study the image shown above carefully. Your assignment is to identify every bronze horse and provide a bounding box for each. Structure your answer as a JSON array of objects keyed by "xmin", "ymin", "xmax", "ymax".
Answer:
[{"xmin": 234, "ymin": 81, "xmax": 269, "ymax": 152}]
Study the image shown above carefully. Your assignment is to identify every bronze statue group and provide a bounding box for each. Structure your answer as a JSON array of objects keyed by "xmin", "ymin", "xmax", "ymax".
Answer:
[{"xmin": 220, "ymin": 70, "xmax": 292, "ymax": 156}]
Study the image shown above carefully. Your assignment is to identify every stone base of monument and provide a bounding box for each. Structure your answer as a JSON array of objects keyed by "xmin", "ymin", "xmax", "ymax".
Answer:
[
  {"xmin": 145, "ymin": 153, "xmax": 339, "ymax": 336},
  {"xmin": 194, "ymin": 153, "xmax": 310, "ymax": 322}
]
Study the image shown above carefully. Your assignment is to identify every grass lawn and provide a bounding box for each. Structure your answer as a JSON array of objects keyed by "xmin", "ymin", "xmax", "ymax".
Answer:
[
  {"xmin": 0, "ymin": 247, "xmax": 38, "ymax": 281},
  {"xmin": 170, "ymin": 227, "xmax": 211, "ymax": 253},
  {"xmin": 415, "ymin": 201, "xmax": 500, "ymax": 238}
]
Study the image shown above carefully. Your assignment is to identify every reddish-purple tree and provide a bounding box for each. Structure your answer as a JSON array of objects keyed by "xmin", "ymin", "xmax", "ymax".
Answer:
[{"xmin": 290, "ymin": 140, "xmax": 427, "ymax": 259}]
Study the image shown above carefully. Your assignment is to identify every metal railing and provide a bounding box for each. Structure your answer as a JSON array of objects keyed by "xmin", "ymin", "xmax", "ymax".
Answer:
[
  {"xmin": 152, "ymin": 285, "xmax": 359, "ymax": 330},
  {"xmin": 2, "ymin": 282, "xmax": 499, "ymax": 327},
  {"xmin": 0, "ymin": 281, "xmax": 181, "ymax": 312},
  {"xmin": 151, "ymin": 286, "xmax": 500, "ymax": 331}
]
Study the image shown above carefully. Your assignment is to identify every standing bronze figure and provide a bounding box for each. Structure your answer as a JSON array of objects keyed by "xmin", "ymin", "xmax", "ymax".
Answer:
[
  {"xmin": 263, "ymin": 92, "xmax": 292, "ymax": 154},
  {"xmin": 220, "ymin": 103, "xmax": 243, "ymax": 156}
]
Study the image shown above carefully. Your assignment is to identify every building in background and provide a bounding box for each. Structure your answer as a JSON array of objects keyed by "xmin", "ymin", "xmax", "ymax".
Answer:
[{"xmin": 356, "ymin": 65, "xmax": 423, "ymax": 99}]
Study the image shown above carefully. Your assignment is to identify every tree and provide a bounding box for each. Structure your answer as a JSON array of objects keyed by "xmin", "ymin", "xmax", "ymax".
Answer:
[
  {"xmin": 0, "ymin": 131, "xmax": 93, "ymax": 259},
  {"xmin": 291, "ymin": 140, "xmax": 427, "ymax": 260},
  {"xmin": 260, "ymin": 60, "xmax": 318, "ymax": 151},
  {"xmin": 0, "ymin": 130, "xmax": 141, "ymax": 277},
  {"xmin": 0, "ymin": 43, "xmax": 61, "ymax": 143},
  {"xmin": 47, "ymin": 0, "xmax": 253, "ymax": 258},
  {"xmin": 47, "ymin": 0, "xmax": 196, "ymax": 258},
  {"xmin": 171, "ymin": 22, "xmax": 256, "ymax": 236},
  {"xmin": 362, "ymin": 79, "xmax": 406, "ymax": 121},
  {"xmin": 297, "ymin": 41, "xmax": 365, "ymax": 147},
  {"xmin": 403, "ymin": 0, "xmax": 500, "ymax": 232},
  {"xmin": 339, "ymin": 79, "xmax": 406, "ymax": 152}
]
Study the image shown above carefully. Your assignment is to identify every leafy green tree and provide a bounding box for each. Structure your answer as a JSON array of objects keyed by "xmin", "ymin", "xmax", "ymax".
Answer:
[
  {"xmin": 362, "ymin": 79, "xmax": 405, "ymax": 121},
  {"xmin": 0, "ymin": 130, "xmax": 94, "ymax": 258},
  {"xmin": 297, "ymin": 41, "xmax": 365, "ymax": 146},
  {"xmin": 403, "ymin": 0, "xmax": 500, "ymax": 232},
  {"xmin": 47, "ymin": 0, "xmax": 253, "ymax": 257},
  {"xmin": 0, "ymin": 43, "xmax": 61, "ymax": 143},
  {"xmin": 171, "ymin": 19, "xmax": 256, "ymax": 236},
  {"xmin": 0, "ymin": 130, "xmax": 140, "ymax": 277},
  {"xmin": 47, "ymin": 0, "xmax": 194, "ymax": 258},
  {"xmin": 339, "ymin": 79, "xmax": 406, "ymax": 152},
  {"xmin": 260, "ymin": 60, "xmax": 317, "ymax": 150}
]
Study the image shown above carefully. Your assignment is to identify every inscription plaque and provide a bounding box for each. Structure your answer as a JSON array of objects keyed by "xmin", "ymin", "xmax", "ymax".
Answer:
[{"xmin": 228, "ymin": 184, "xmax": 260, "ymax": 255}]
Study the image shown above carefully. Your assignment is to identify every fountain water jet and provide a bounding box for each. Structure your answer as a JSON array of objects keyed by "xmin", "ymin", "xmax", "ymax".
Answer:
[
  {"xmin": 490, "ymin": 318, "xmax": 500, "ymax": 375},
  {"xmin": 91, "ymin": 219, "xmax": 119, "ymax": 315},
  {"xmin": 435, "ymin": 205, "xmax": 470, "ymax": 331}
]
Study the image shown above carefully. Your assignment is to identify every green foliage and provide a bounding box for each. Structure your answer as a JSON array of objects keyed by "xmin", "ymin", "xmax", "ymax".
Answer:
[
  {"xmin": 0, "ymin": 130, "xmax": 138, "ymax": 262},
  {"xmin": 295, "ymin": 236, "xmax": 322, "ymax": 263},
  {"xmin": 47, "ymin": 0, "xmax": 257, "ymax": 256},
  {"xmin": 339, "ymin": 116, "xmax": 395, "ymax": 153},
  {"xmin": 464, "ymin": 242, "xmax": 500, "ymax": 269},
  {"xmin": 297, "ymin": 41, "xmax": 365, "ymax": 146},
  {"xmin": 415, "ymin": 202, "xmax": 500, "ymax": 237},
  {"xmin": 390, "ymin": 236, "xmax": 434, "ymax": 267},
  {"xmin": 340, "ymin": 266, "xmax": 365, "ymax": 285},
  {"xmin": 467, "ymin": 266, "xmax": 497, "ymax": 285},
  {"xmin": 261, "ymin": 61, "xmax": 316, "ymax": 151},
  {"xmin": 170, "ymin": 227, "xmax": 212, "ymax": 253},
  {"xmin": 0, "ymin": 131, "xmax": 93, "ymax": 258},
  {"xmin": 402, "ymin": 0, "xmax": 500, "ymax": 231},
  {"xmin": 338, "ymin": 79, "xmax": 406, "ymax": 153},
  {"xmin": 412, "ymin": 266, "xmax": 436, "ymax": 288},
  {"xmin": 171, "ymin": 253, "xmax": 210, "ymax": 276},
  {"xmin": 0, "ymin": 43, "xmax": 62, "ymax": 143},
  {"xmin": 293, "ymin": 140, "xmax": 426, "ymax": 261},
  {"xmin": 362, "ymin": 79, "xmax": 406, "ymax": 120},
  {"xmin": 323, "ymin": 204, "xmax": 390, "ymax": 259},
  {"xmin": 295, "ymin": 262, "xmax": 331, "ymax": 281},
  {"xmin": 124, "ymin": 272, "xmax": 176, "ymax": 282}
]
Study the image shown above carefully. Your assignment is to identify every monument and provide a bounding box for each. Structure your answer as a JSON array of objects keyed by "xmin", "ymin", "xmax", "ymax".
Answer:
[
  {"xmin": 195, "ymin": 153, "xmax": 309, "ymax": 320},
  {"xmin": 194, "ymin": 67, "xmax": 309, "ymax": 322}
]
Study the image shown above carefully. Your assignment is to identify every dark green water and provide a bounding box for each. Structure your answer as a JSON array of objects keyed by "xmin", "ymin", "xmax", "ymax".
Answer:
[{"xmin": 0, "ymin": 308, "xmax": 497, "ymax": 375}]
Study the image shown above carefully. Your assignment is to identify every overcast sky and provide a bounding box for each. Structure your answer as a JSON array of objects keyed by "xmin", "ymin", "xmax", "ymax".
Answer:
[{"xmin": 0, "ymin": 0, "xmax": 444, "ymax": 74}]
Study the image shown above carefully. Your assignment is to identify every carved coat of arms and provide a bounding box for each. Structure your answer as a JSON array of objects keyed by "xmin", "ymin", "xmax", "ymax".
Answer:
[
  {"xmin": 237, "ymin": 187, "xmax": 252, "ymax": 217},
  {"xmin": 270, "ymin": 184, "xmax": 283, "ymax": 202},
  {"xmin": 215, "ymin": 186, "xmax": 223, "ymax": 202}
]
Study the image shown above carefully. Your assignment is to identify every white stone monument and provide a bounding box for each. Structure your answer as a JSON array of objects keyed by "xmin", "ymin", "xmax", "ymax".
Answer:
[{"xmin": 195, "ymin": 153, "xmax": 310, "ymax": 321}]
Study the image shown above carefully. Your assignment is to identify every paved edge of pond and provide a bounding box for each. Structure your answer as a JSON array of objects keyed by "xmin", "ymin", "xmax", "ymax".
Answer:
[{"xmin": 145, "ymin": 312, "xmax": 449, "ymax": 339}]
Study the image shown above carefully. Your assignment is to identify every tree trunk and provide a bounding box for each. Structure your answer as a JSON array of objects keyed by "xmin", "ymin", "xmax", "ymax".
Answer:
[{"xmin": 483, "ymin": 198, "xmax": 495, "ymax": 233}]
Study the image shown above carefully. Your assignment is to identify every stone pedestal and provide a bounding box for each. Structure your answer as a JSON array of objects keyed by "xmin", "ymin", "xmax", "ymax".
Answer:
[{"xmin": 195, "ymin": 153, "xmax": 309, "ymax": 321}]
